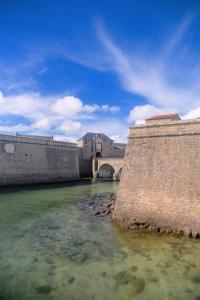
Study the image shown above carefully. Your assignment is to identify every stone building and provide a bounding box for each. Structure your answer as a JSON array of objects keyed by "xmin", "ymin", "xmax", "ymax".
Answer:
[
  {"xmin": 76, "ymin": 132, "xmax": 126, "ymax": 178},
  {"xmin": 76, "ymin": 132, "xmax": 126, "ymax": 159},
  {"xmin": 113, "ymin": 114, "xmax": 200, "ymax": 237}
]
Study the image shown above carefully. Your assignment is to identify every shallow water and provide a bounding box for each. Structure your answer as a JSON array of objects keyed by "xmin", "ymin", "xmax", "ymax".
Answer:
[{"xmin": 0, "ymin": 179, "xmax": 200, "ymax": 300}]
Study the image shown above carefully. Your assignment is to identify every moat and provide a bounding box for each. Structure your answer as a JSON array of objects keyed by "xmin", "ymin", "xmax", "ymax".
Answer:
[{"xmin": 0, "ymin": 180, "xmax": 200, "ymax": 300}]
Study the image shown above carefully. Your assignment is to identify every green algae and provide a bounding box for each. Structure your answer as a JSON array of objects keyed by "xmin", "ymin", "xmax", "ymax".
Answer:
[{"xmin": 0, "ymin": 179, "xmax": 200, "ymax": 300}]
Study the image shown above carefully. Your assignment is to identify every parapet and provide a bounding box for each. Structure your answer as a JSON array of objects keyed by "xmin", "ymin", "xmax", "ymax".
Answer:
[
  {"xmin": 129, "ymin": 116, "xmax": 200, "ymax": 139},
  {"xmin": 0, "ymin": 134, "xmax": 77, "ymax": 148}
]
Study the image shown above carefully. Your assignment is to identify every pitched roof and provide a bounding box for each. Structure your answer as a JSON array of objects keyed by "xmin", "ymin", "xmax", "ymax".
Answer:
[
  {"xmin": 77, "ymin": 132, "xmax": 113, "ymax": 142},
  {"xmin": 146, "ymin": 113, "xmax": 180, "ymax": 121}
]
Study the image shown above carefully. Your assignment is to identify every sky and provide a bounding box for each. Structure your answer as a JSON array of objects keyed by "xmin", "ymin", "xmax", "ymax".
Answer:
[{"xmin": 0, "ymin": 0, "xmax": 200, "ymax": 142}]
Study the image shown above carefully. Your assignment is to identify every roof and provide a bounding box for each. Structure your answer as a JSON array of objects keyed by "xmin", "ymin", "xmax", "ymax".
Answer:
[
  {"xmin": 146, "ymin": 113, "xmax": 181, "ymax": 121},
  {"xmin": 77, "ymin": 132, "xmax": 113, "ymax": 142}
]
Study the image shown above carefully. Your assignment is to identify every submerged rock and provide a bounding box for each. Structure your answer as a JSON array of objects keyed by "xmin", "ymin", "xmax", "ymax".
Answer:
[
  {"xmin": 78, "ymin": 193, "xmax": 116, "ymax": 218},
  {"xmin": 68, "ymin": 276, "xmax": 75, "ymax": 284},
  {"xmin": 67, "ymin": 250, "xmax": 88, "ymax": 263},
  {"xmin": 113, "ymin": 270, "xmax": 145, "ymax": 295},
  {"xmin": 36, "ymin": 285, "xmax": 52, "ymax": 294}
]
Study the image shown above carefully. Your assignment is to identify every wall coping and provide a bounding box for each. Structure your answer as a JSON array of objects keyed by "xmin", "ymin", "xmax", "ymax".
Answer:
[
  {"xmin": 95, "ymin": 157, "xmax": 124, "ymax": 160},
  {"xmin": 0, "ymin": 134, "xmax": 77, "ymax": 148},
  {"xmin": 130, "ymin": 118, "xmax": 200, "ymax": 130}
]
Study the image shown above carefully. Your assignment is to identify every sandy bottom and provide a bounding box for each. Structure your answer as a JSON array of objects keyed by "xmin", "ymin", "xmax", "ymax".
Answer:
[{"xmin": 0, "ymin": 179, "xmax": 200, "ymax": 300}]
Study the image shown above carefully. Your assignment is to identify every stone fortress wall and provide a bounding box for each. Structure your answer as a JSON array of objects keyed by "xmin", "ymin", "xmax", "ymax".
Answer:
[
  {"xmin": 113, "ymin": 116, "xmax": 200, "ymax": 237},
  {"xmin": 0, "ymin": 134, "xmax": 80, "ymax": 186}
]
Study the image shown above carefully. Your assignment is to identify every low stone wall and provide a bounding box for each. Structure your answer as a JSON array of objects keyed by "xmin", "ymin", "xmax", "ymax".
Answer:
[
  {"xmin": 113, "ymin": 119, "xmax": 200, "ymax": 238},
  {"xmin": 0, "ymin": 134, "xmax": 80, "ymax": 186}
]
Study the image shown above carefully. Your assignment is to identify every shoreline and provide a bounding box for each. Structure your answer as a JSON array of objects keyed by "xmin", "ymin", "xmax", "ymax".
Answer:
[{"xmin": 78, "ymin": 192, "xmax": 200, "ymax": 240}]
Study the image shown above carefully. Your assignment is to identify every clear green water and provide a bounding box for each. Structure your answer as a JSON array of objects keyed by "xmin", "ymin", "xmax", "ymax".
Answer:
[{"xmin": 0, "ymin": 179, "xmax": 200, "ymax": 300}]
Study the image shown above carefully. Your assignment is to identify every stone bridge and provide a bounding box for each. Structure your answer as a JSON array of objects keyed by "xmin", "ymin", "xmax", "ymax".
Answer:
[{"xmin": 92, "ymin": 157, "xmax": 124, "ymax": 180}]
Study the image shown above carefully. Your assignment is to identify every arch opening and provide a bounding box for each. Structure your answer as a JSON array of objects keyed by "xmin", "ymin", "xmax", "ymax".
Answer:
[
  {"xmin": 99, "ymin": 164, "xmax": 114, "ymax": 178},
  {"xmin": 96, "ymin": 152, "xmax": 101, "ymax": 158}
]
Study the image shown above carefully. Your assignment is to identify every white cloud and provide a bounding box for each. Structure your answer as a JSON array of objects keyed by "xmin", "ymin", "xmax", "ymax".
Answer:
[
  {"xmin": 101, "ymin": 104, "xmax": 120, "ymax": 113},
  {"xmin": 182, "ymin": 107, "xmax": 200, "ymax": 120},
  {"xmin": 58, "ymin": 120, "xmax": 81, "ymax": 133},
  {"xmin": 0, "ymin": 124, "xmax": 30, "ymax": 133},
  {"xmin": 96, "ymin": 17, "xmax": 200, "ymax": 115},
  {"xmin": 51, "ymin": 96, "xmax": 83, "ymax": 117},
  {"xmin": 109, "ymin": 106, "xmax": 120, "ymax": 113},
  {"xmin": 110, "ymin": 134, "xmax": 127, "ymax": 143},
  {"xmin": 0, "ymin": 92, "xmax": 119, "ymax": 123},
  {"xmin": 0, "ymin": 92, "xmax": 47, "ymax": 120},
  {"xmin": 53, "ymin": 135, "xmax": 75, "ymax": 142},
  {"xmin": 128, "ymin": 105, "xmax": 176, "ymax": 124},
  {"xmin": 0, "ymin": 90, "xmax": 120, "ymax": 140},
  {"xmin": 32, "ymin": 118, "xmax": 51, "ymax": 130},
  {"xmin": 83, "ymin": 104, "xmax": 99, "ymax": 113},
  {"xmin": 82, "ymin": 103, "xmax": 120, "ymax": 113}
]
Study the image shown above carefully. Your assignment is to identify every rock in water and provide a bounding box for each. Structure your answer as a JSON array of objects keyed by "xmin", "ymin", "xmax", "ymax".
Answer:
[{"xmin": 78, "ymin": 193, "xmax": 116, "ymax": 218}]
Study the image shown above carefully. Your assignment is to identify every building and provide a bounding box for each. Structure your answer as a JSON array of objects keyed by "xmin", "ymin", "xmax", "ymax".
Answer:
[
  {"xmin": 76, "ymin": 132, "xmax": 126, "ymax": 159},
  {"xmin": 76, "ymin": 132, "xmax": 126, "ymax": 178}
]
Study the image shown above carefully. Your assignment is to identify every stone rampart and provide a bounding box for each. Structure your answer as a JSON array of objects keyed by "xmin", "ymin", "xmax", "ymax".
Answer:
[
  {"xmin": 113, "ymin": 118, "xmax": 200, "ymax": 237},
  {"xmin": 0, "ymin": 134, "xmax": 80, "ymax": 185}
]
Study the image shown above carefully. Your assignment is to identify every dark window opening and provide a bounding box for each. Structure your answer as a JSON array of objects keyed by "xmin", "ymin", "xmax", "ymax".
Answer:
[{"xmin": 96, "ymin": 152, "xmax": 101, "ymax": 158}]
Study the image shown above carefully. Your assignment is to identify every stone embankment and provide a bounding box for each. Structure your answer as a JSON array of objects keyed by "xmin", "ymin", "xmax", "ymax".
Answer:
[
  {"xmin": 79, "ymin": 193, "xmax": 200, "ymax": 239},
  {"xmin": 112, "ymin": 218, "xmax": 200, "ymax": 239}
]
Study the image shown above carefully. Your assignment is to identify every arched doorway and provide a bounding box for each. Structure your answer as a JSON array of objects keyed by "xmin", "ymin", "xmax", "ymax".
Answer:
[
  {"xmin": 96, "ymin": 152, "xmax": 101, "ymax": 158},
  {"xmin": 99, "ymin": 164, "xmax": 114, "ymax": 178}
]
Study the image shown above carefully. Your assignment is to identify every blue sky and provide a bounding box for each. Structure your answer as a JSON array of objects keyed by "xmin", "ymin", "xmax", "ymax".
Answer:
[{"xmin": 0, "ymin": 0, "xmax": 200, "ymax": 142}]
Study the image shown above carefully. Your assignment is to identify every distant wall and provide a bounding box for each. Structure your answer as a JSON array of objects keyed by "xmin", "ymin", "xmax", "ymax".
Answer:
[
  {"xmin": 111, "ymin": 148, "xmax": 125, "ymax": 158},
  {"xmin": 113, "ymin": 119, "xmax": 200, "ymax": 237},
  {"xmin": 78, "ymin": 159, "xmax": 92, "ymax": 178},
  {"xmin": 0, "ymin": 134, "xmax": 80, "ymax": 186}
]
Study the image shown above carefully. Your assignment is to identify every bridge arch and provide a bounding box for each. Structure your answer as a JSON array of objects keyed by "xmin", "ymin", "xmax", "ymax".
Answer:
[
  {"xmin": 93, "ymin": 157, "xmax": 124, "ymax": 180},
  {"xmin": 98, "ymin": 164, "xmax": 114, "ymax": 178}
]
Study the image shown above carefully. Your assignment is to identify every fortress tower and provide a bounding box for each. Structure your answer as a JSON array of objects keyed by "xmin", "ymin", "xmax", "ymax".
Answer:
[{"xmin": 113, "ymin": 114, "xmax": 200, "ymax": 237}]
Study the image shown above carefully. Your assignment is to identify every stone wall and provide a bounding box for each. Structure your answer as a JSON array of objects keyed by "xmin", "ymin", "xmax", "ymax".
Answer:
[
  {"xmin": 0, "ymin": 134, "xmax": 80, "ymax": 186},
  {"xmin": 111, "ymin": 147, "xmax": 125, "ymax": 158},
  {"xmin": 78, "ymin": 159, "xmax": 92, "ymax": 178},
  {"xmin": 113, "ymin": 119, "xmax": 200, "ymax": 237}
]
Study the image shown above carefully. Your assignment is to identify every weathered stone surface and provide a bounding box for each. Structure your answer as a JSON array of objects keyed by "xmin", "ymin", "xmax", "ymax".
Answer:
[
  {"xmin": 113, "ymin": 118, "xmax": 200, "ymax": 238},
  {"xmin": 0, "ymin": 134, "xmax": 79, "ymax": 185},
  {"xmin": 78, "ymin": 193, "xmax": 116, "ymax": 217}
]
